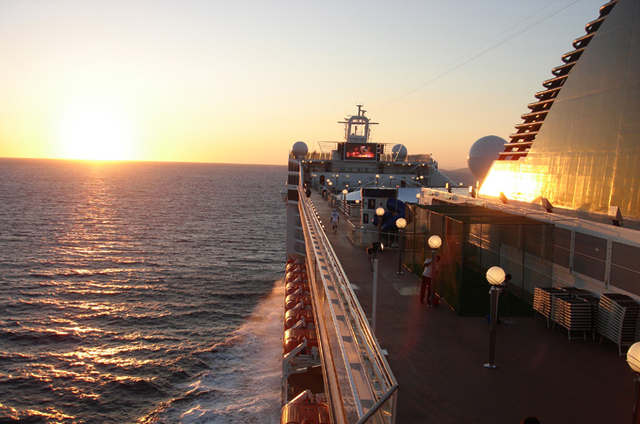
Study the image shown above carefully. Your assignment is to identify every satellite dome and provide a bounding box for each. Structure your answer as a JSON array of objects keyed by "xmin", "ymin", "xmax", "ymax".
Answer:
[
  {"xmin": 467, "ymin": 135, "xmax": 506, "ymax": 182},
  {"xmin": 392, "ymin": 144, "xmax": 407, "ymax": 162},
  {"xmin": 291, "ymin": 141, "xmax": 308, "ymax": 159}
]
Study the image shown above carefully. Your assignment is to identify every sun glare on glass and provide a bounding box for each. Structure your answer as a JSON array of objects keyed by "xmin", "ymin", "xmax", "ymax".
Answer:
[{"xmin": 59, "ymin": 101, "xmax": 133, "ymax": 161}]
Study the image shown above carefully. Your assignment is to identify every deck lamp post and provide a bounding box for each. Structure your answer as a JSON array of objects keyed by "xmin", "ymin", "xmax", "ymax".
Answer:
[
  {"xmin": 485, "ymin": 266, "xmax": 506, "ymax": 369},
  {"xmin": 411, "ymin": 193, "xmax": 421, "ymax": 266},
  {"xmin": 427, "ymin": 235, "xmax": 442, "ymax": 306},
  {"xmin": 342, "ymin": 189, "xmax": 348, "ymax": 214},
  {"xmin": 396, "ymin": 218, "xmax": 407, "ymax": 275},
  {"xmin": 627, "ymin": 342, "xmax": 640, "ymax": 424},
  {"xmin": 376, "ymin": 207, "xmax": 385, "ymax": 244},
  {"xmin": 368, "ymin": 242, "xmax": 384, "ymax": 335}
]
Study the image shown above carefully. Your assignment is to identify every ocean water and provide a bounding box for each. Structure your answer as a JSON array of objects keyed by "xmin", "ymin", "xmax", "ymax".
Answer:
[{"xmin": 0, "ymin": 158, "xmax": 287, "ymax": 424}]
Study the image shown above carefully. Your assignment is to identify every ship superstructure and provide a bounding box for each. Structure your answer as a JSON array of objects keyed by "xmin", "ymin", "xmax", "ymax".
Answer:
[
  {"xmin": 298, "ymin": 105, "xmax": 454, "ymax": 194},
  {"xmin": 286, "ymin": 105, "xmax": 455, "ymax": 257}
]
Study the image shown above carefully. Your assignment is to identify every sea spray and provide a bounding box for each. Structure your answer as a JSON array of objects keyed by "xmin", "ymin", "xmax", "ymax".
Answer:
[{"xmin": 143, "ymin": 279, "xmax": 285, "ymax": 424}]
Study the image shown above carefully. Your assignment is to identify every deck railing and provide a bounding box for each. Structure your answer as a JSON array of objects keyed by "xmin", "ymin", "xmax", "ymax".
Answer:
[{"xmin": 298, "ymin": 187, "xmax": 398, "ymax": 424}]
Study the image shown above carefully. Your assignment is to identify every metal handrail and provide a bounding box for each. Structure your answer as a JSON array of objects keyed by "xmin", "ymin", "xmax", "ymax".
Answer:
[
  {"xmin": 355, "ymin": 385, "xmax": 399, "ymax": 424},
  {"xmin": 301, "ymin": 199, "xmax": 362, "ymax": 421},
  {"xmin": 298, "ymin": 186, "xmax": 398, "ymax": 423}
]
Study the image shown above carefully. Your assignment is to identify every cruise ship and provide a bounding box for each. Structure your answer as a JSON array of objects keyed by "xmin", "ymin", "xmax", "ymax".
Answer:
[{"xmin": 281, "ymin": 0, "xmax": 640, "ymax": 422}]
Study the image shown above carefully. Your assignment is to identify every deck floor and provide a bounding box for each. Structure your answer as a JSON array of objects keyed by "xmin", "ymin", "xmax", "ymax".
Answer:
[{"xmin": 309, "ymin": 191, "xmax": 635, "ymax": 424}]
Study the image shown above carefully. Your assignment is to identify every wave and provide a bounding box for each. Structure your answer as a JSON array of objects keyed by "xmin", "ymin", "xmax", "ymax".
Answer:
[
  {"xmin": 28, "ymin": 267, "xmax": 160, "ymax": 279},
  {"xmin": 0, "ymin": 403, "xmax": 76, "ymax": 423},
  {"xmin": 0, "ymin": 328, "xmax": 84, "ymax": 344},
  {"xmin": 107, "ymin": 377, "xmax": 167, "ymax": 397}
]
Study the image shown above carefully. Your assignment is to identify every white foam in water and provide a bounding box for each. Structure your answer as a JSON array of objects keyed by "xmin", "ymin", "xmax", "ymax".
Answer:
[{"xmin": 153, "ymin": 279, "xmax": 284, "ymax": 424}]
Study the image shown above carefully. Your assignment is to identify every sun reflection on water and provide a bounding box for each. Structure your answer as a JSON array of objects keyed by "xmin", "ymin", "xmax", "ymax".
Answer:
[
  {"xmin": 0, "ymin": 162, "xmax": 288, "ymax": 423},
  {"xmin": 0, "ymin": 403, "xmax": 77, "ymax": 422}
]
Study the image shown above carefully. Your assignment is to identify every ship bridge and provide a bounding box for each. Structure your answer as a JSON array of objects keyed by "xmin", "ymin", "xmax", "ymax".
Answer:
[{"xmin": 338, "ymin": 103, "xmax": 378, "ymax": 144}]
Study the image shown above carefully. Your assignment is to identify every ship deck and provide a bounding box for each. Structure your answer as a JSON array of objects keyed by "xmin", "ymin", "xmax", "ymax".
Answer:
[{"xmin": 308, "ymin": 190, "xmax": 635, "ymax": 424}]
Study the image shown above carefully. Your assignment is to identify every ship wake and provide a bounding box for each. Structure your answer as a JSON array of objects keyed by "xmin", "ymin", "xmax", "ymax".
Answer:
[{"xmin": 142, "ymin": 280, "xmax": 284, "ymax": 424}]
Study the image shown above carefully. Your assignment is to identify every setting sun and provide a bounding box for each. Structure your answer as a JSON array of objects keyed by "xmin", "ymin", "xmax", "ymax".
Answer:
[{"xmin": 58, "ymin": 100, "xmax": 133, "ymax": 161}]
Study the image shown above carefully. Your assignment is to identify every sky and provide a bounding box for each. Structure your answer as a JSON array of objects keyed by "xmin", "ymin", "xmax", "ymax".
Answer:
[{"xmin": 0, "ymin": 0, "xmax": 610, "ymax": 169}]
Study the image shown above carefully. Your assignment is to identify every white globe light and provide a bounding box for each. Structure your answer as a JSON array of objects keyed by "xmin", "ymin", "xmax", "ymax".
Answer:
[
  {"xmin": 396, "ymin": 218, "xmax": 407, "ymax": 229},
  {"xmin": 628, "ymin": 342, "xmax": 640, "ymax": 373},
  {"xmin": 486, "ymin": 266, "xmax": 506, "ymax": 285},
  {"xmin": 428, "ymin": 235, "xmax": 442, "ymax": 249},
  {"xmin": 376, "ymin": 207, "xmax": 385, "ymax": 217}
]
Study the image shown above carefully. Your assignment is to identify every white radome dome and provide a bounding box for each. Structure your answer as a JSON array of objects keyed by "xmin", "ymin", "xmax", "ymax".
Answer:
[
  {"xmin": 467, "ymin": 135, "xmax": 506, "ymax": 181},
  {"xmin": 392, "ymin": 144, "xmax": 407, "ymax": 161},
  {"xmin": 292, "ymin": 141, "xmax": 308, "ymax": 159}
]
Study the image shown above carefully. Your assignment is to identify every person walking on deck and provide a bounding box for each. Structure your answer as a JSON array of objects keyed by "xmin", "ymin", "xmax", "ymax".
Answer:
[
  {"xmin": 331, "ymin": 209, "xmax": 339, "ymax": 233},
  {"xmin": 420, "ymin": 255, "xmax": 441, "ymax": 306}
]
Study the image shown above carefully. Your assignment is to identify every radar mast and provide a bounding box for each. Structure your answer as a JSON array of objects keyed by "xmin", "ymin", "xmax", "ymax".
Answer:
[{"xmin": 338, "ymin": 104, "xmax": 378, "ymax": 143}]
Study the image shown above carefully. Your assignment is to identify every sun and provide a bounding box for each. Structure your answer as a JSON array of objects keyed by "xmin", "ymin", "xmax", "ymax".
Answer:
[{"xmin": 58, "ymin": 100, "xmax": 133, "ymax": 161}]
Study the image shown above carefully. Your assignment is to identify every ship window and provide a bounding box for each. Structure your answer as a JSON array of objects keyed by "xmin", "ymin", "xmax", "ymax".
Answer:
[
  {"xmin": 610, "ymin": 242, "xmax": 640, "ymax": 295},
  {"xmin": 574, "ymin": 232, "xmax": 607, "ymax": 260},
  {"xmin": 522, "ymin": 225, "xmax": 539, "ymax": 256},
  {"xmin": 500, "ymin": 224, "xmax": 521, "ymax": 250},
  {"xmin": 573, "ymin": 233, "xmax": 606, "ymax": 281},
  {"xmin": 552, "ymin": 227, "xmax": 571, "ymax": 268}
]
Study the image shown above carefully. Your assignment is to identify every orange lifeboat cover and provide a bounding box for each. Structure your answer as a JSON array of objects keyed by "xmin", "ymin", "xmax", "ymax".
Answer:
[
  {"xmin": 283, "ymin": 328, "xmax": 317, "ymax": 354},
  {"xmin": 286, "ymin": 281, "xmax": 310, "ymax": 296},
  {"xmin": 285, "ymin": 293, "xmax": 311, "ymax": 311},
  {"xmin": 284, "ymin": 308, "xmax": 315, "ymax": 329},
  {"xmin": 286, "ymin": 271, "xmax": 304, "ymax": 282},
  {"xmin": 281, "ymin": 390, "xmax": 330, "ymax": 424}
]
